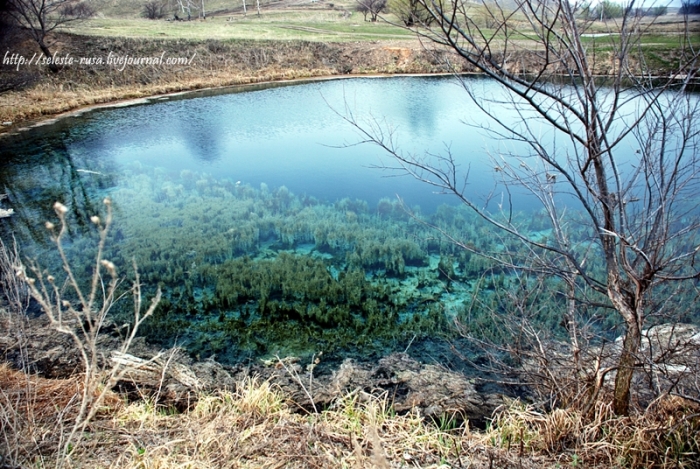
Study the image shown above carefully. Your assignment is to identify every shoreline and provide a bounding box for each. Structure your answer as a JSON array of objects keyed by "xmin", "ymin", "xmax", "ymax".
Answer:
[
  {"xmin": 3, "ymin": 67, "xmax": 697, "ymax": 140},
  {"xmin": 0, "ymin": 35, "xmax": 461, "ymax": 136},
  {"xmin": 2, "ymin": 28, "xmax": 697, "ymax": 138},
  {"xmin": 0, "ymin": 71, "xmax": 459, "ymax": 139}
]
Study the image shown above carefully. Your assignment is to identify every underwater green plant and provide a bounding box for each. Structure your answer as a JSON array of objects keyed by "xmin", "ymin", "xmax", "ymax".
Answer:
[{"xmin": 10, "ymin": 162, "xmax": 638, "ymax": 364}]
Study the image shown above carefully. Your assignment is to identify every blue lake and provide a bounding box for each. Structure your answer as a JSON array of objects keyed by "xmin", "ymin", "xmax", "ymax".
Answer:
[
  {"xmin": 0, "ymin": 75, "xmax": 653, "ymax": 365},
  {"xmin": 0, "ymin": 75, "xmax": 542, "ymax": 213}
]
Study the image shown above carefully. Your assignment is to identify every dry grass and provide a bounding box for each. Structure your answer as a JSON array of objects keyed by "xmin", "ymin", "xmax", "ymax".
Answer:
[
  {"xmin": 68, "ymin": 14, "xmax": 414, "ymax": 42},
  {"xmin": 0, "ymin": 368, "xmax": 523, "ymax": 469},
  {"xmin": 79, "ymin": 381, "xmax": 479, "ymax": 468},
  {"xmin": 486, "ymin": 396, "xmax": 700, "ymax": 468},
  {"xmin": 3, "ymin": 362, "xmax": 700, "ymax": 468},
  {"xmin": 0, "ymin": 67, "xmax": 335, "ymax": 125},
  {"xmin": 0, "ymin": 363, "xmax": 122, "ymax": 467}
]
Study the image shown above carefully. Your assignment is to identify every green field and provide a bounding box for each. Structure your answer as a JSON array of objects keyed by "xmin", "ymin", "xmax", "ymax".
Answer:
[
  {"xmin": 72, "ymin": 2, "xmax": 700, "ymax": 52},
  {"xmin": 69, "ymin": 14, "xmax": 414, "ymax": 42},
  {"xmin": 74, "ymin": 0, "xmax": 415, "ymax": 42}
]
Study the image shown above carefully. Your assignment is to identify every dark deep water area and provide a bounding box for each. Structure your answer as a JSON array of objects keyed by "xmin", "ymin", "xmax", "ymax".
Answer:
[{"xmin": 2, "ymin": 75, "xmax": 684, "ymax": 371}]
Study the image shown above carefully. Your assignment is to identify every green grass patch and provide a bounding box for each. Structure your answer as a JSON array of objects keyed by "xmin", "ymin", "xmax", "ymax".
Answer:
[{"xmin": 69, "ymin": 11, "xmax": 414, "ymax": 42}]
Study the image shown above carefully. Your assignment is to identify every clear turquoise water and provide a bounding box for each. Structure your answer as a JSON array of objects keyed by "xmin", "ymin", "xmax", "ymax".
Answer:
[
  {"xmin": 3, "ymin": 75, "xmax": 693, "ymax": 366},
  {"xmin": 1, "ymin": 76, "xmax": 542, "ymax": 212}
]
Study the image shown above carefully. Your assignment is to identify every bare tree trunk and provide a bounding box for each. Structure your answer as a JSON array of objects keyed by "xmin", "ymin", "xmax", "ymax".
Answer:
[
  {"xmin": 609, "ymin": 284, "xmax": 644, "ymax": 415},
  {"xmin": 614, "ymin": 317, "xmax": 641, "ymax": 415},
  {"xmin": 38, "ymin": 39, "xmax": 59, "ymax": 73}
]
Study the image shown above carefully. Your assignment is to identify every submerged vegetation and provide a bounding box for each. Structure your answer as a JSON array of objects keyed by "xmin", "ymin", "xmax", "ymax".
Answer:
[
  {"xmin": 6, "ymin": 159, "xmax": 659, "ymax": 364},
  {"xmin": 35, "ymin": 163, "xmax": 497, "ymax": 362}
]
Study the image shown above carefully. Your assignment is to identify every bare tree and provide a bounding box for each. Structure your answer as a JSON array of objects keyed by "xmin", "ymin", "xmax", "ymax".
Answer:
[
  {"xmin": 176, "ymin": 0, "xmax": 195, "ymax": 20},
  {"xmin": 356, "ymin": 0, "xmax": 386, "ymax": 22},
  {"xmin": 349, "ymin": 0, "xmax": 700, "ymax": 415},
  {"xmin": 4, "ymin": 0, "xmax": 94, "ymax": 72},
  {"xmin": 143, "ymin": 0, "xmax": 167, "ymax": 19},
  {"xmin": 176, "ymin": 0, "xmax": 205, "ymax": 19},
  {"xmin": 388, "ymin": 0, "xmax": 434, "ymax": 26}
]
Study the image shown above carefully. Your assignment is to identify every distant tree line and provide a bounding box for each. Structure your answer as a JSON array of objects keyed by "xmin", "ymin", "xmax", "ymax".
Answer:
[
  {"xmin": 579, "ymin": 0, "xmax": 668, "ymax": 20},
  {"xmin": 141, "ymin": 0, "xmax": 219, "ymax": 21},
  {"xmin": 352, "ymin": 0, "xmax": 438, "ymax": 26},
  {"xmin": 355, "ymin": 0, "xmax": 386, "ymax": 22},
  {"xmin": 680, "ymin": 0, "xmax": 700, "ymax": 14}
]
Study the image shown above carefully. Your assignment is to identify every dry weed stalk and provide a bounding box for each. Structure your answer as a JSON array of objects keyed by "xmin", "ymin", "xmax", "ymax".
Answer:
[
  {"xmin": 16, "ymin": 199, "xmax": 161, "ymax": 467},
  {"xmin": 0, "ymin": 236, "xmax": 29, "ymax": 318},
  {"xmin": 275, "ymin": 353, "xmax": 319, "ymax": 413}
]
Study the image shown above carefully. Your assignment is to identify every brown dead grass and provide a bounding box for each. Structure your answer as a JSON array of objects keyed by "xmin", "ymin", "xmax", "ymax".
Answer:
[
  {"xmin": 487, "ymin": 396, "xmax": 700, "ymax": 468},
  {"xmin": 0, "ymin": 363, "xmax": 122, "ymax": 466},
  {"xmin": 0, "ymin": 368, "xmax": 534, "ymax": 469},
  {"xmin": 2, "ymin": 363, "xmax": 699, "ymax": 468}
]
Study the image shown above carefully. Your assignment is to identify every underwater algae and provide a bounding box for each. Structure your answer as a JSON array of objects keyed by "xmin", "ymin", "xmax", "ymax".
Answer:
[
  {"xmin": 21, "ymin": 160, "xmax": 610, "ymax": 365},
  {"xmin": 76, "ymin": 162, "xmax": 531, "ymax": 363}
]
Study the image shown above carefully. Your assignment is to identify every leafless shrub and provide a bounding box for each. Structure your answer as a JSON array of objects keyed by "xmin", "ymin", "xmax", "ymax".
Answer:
[
  {"xmin": 456, "ymin": 273, "xmax": 700, "ymax": 466},
  {"xmin": 143, "ymin": 0, "xmax": 167, "ymax": 20},
  {"xmin": 356, "ymin": 0, "xmax": 386, "ymax": 22},
  {"xmin": 59, "ymin": 1, "xmax": 95, "ymax": 18},
  {"xmin": 16, "ymin": 199, "xmax": 161, "ymax": 467}
]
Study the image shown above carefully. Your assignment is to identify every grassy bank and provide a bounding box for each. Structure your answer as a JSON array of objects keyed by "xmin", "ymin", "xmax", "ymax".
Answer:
[
  {"xmin": 0, "ymin": 0, "xmax": 429, "ymax": 129},
  {"xmin": 69, "ymin": 14, "xmax": 415, "ymax": 42}
]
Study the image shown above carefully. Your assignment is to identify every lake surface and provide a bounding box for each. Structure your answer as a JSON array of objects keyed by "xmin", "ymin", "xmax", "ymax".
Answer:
[
  {"xmin": 1, "ymin": 76, "xmax": 539, "ymax": 214},
  {"xmin": 2, "ymin": 75, "xmax": 681, "ymax": 366}
]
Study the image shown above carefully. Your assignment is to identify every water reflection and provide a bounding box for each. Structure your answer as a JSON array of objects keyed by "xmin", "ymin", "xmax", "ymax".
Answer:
[{"xmin": 0, "ymin": 75, "xmax": 550, "ymax": 250}]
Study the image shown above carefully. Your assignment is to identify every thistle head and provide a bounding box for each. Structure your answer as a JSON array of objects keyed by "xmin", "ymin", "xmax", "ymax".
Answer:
[
  {"xmin": 100, "ymin": 259, "xmax": 117, "ymax": 276},
  {"xmin": 53, "ymin": 202, "xmax": 68, "ymax": 216}
]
